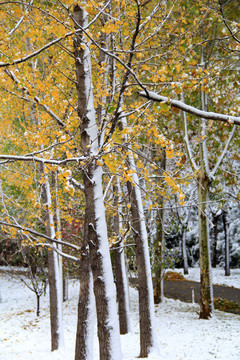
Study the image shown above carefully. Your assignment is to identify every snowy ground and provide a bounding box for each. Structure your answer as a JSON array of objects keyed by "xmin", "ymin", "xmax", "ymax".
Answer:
[{"xmin": 0, "ymin": 267, "xmax": 239, "ymax": 360}]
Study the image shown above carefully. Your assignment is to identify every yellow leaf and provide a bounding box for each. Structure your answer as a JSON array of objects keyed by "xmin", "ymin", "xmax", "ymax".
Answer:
[{"xmin": 96, "ymin": 159, "xmax": 104, "ymax": 166}]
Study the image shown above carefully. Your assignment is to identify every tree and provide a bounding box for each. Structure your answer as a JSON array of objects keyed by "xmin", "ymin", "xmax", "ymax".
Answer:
[
  {"xmin": 1, "ymin": 0, "xmax": 240, "ymax": 355},
  {"xmin": 73, "ymin": 5, "xmax": 121, "ymax": 359},
  {"xmin": 139, "ymin": 89, "xmax": 238, "ymax": 317},
  {"xmin": 110, "ymin": 179, "xmax": 131, "ymax": 335}
]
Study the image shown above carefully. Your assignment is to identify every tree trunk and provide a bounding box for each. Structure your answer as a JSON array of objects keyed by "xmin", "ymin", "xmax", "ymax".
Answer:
[
  {"xmin": 36, "ymin": 293, "xmax": 40, "ymax": 317},
  {"xmin": 153, "ymin": 208, "xmax": 164, "ymax": 304},
  {"xmin": 53, "ymin": 171, "xmax": 66, "ymax": 302},
  {"xmin": 197, "ymin": 173, "xmax": 213, "ymax": 319},
  {"xmin": 73, "ymin": 6, "xmax": 121, "ymax": 360},
  {"xmin": 113, "ymin": 183, "xmax": 130, "ymax": 335},
  {"xmin": 47, "ymin": 248, "xmax": 64, "ymax": 350},
  {"xmin": 211, "ymin": 211, "xmax": 218, "ymax": 268},
  {"xmin": 222, "ymin": 209, "xmax": 230, "ymax": 276},
  {"xmin": 63, "ymin": 269, "xmax": 69, "ymax": 302},
  {"xmin": 75, "ymin": 242, "xmax": 94, "ymax": 360},
  {"xmin": 198, "ymin": 87, "xmax": 213, "ymax": 320},
  {"xmin": 114, "ymin": 247, "xmax": 130, "ymax": 334},
  {"xmin": 182, "ymin": 224, "xmax": 189, "ymax": 275},
  {"xmin": 41, "ymin": 170, "xmax": 64, "ymax": 351},
  {"xmin": 120, "ymin": 116, "xmax": 157, "ymax": 356},
  {"xmin": 127, "ymin": 179, "xmax": 157, "ymax": 356},
  {"xmin": 153, "ymin": 149, "xmax": 166, "ymax": 303},
  {"xmin": 126, "ymin": 156, "xmax": 157, "ymax": 356}
]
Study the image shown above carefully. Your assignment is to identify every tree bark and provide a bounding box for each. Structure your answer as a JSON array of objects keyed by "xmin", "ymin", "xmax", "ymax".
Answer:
[
  {"xmin": 73, "ymin": 6, "xmax": 121, "ymax": 360},
  {"xmin": 197, "ymin": 172, "xmax": 213, "ymax": 319},
  {"xmin": 127, "ymin": 173, "xmax": 157, "ymax": 357},
  {"xmin": 153, "ymin": 207, "xmax": 164, "ymax": 304},
  {"xmin": 113, "ymin": 182, "xmax": 130, "ymax": 335},
  {"xmin": 182, "ymin": 224, "xmax": 189, "ymax": 275},
  {"xmin": 41, "ymin": 169, "xmax": 64, "ymax": 351},
  {"xmin": 53, "ymin": 171, "xmax": 66, "ymax": 302},
  {"xmin": 222, "ymin": 209, "xmax": 230, "ymax": 276},
  {"xmin": 198, "ymin": 87, "xmax": 213, "ymax": 320},
  {"xmin": 75, "ymin": 240, "xmax": 94, "ymax": 360},
  {"xmin": 153, "ymin": 149, "xmax": 166, "ymax": 303},
  {"xmin": 114, "ymin": 246, "xmax": 130, "ymax": 334},
  {"xmin": 63, "ymin": 269, "xmax": 69, "ymax": 302},
  {"xmin": 211, "ymin": 211, "xmax": 218, "ymax": 268},
  {"xmin": 120, "ymin": 116, "xmax": 157, "ymax": 356}
]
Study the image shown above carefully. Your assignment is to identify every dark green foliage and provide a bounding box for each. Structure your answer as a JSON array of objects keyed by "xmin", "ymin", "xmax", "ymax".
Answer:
[{"xmin": 214, "ymin": 297, "xmax": 240, "ymax": 312}]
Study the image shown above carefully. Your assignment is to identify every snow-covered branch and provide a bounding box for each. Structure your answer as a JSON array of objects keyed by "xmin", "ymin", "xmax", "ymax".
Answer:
[
  {"xmin": 36, "ymin": 243, "xmax": 80, "ymax": 263},
  {"xmin": 0, "ymin": 220, "xmax": 80, "ymax": 251},
  {"xmin": 69, "ymin": 177, "xmax": 84, "ymax": 192},
  {"xmin": 139, "ymin": 91, "xmax": 240, "ymax": 126},
  {"xmin": 0, "ymin": 29, "xmax": 77, "ymax": 68},
  {"xmin": 0, "ymin": 154, "xmax": 83, "ymax": 165}
]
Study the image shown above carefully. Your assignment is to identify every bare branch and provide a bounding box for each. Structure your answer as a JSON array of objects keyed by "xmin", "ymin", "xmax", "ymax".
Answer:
[
  {"xmin": 103, "ymin": 0, "xmax": 144, "ymax": 147},
  {"xmin": 219, "ymin": 0, "xmax": 240, "ymax": 45},
  {"xmin": 211, "ymin": 125, "xmax": 236, "ymax": 177}
]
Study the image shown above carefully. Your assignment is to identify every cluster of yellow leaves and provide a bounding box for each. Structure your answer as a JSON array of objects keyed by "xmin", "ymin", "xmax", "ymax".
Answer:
[{"xmin": 163, "ymin": 172, "xmax": 186, "ymax": 205}]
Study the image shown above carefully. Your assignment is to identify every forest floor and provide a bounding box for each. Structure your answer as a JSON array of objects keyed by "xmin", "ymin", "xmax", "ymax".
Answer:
[
  {"xmin": 164, "ymin": 280, "xmax": 240, "ymax": 315},
  {"xmin": 1, "ymin": 267, "xmax": 240, "ymax": 359}
]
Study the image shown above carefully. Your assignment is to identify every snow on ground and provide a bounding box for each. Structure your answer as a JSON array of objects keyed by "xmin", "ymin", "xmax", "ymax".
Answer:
[{"xmin": 0, "ymin": 268, "xmax": 239, "ymax": 360}]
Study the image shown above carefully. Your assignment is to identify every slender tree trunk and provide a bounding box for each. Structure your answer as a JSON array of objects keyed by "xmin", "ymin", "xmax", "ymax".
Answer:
[
  {"xmin": 197, "ymin": 172, "xmax": 213, "ymax": 319},
  {"xmin": 75, "ymin": 189, "xmax": 95, "ymax": 360},
  {"xmin": 41, "ymin": 169, "xmax": 64, "ymax": 350},
  {"xmin": 113, "ymin": 182, "xmax": 130, "ymax": 335},
  {"xmin": 114, "ymin": 246, "xmax": 130, "ymax": 334},
  {"xmin": 63, "ymin": 268, "xmax": 69, "ymax": 302},
  {"xmin": 182, "ymin": 224, "xmax": 189, "ymax": 275},
  {"xmin": 53, "ymin": 171, "xmax": 66, "ymax": 302},
  {"xmin": 153, "ymin": 149, "xmax": 166, "ymax": 303},
  {"xmin": 75, "ymin": 240, "xmax": 94, "ymax": 360},
  {"xmin": 47, "ymin": 247, "xmax": 64, "ymax": 350},
  {"xmin": 126, "ymin": 157, "xmax": 157, "ymax": 356},
  {"xmin": 36, "ymin": 293, "xmax": 40, "ymax": 317},
  {"xmin": 198, "ymin": 86, "xmax": 213, "ymax": 319},
  {"xmin": 153, "ymin": 207, "xmax": 164, "ymax": 304},
  {"xmin": 127, "ymin": 180, "xmax": 157, "ymax": 356},
  {"xmin": 222, "ymin": 209, "xmax": 230, "ymax": 276},
  {"xmin": 120, "ymin": 114, "xmax": 157, "ymax": 356},
  {"xmin": 73, "ymin": 6, "xmax": 121, "ymax": 360},
  {"xmin": 211, "ymin": 211, "xmax": 218, "ymax": 268}
]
